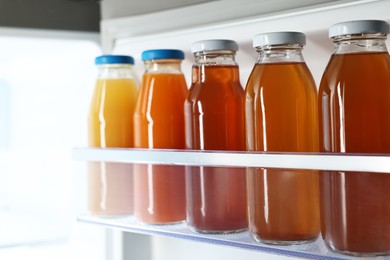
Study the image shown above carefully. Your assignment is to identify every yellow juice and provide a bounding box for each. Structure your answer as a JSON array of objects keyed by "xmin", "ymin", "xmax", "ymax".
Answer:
[
  {"xmin": 88, "ymin": 77, "xmax": 138, "ymax": 216},
  {"xmin": 88, "ymin": 78, "xmax": 138, "ymax": 147}
]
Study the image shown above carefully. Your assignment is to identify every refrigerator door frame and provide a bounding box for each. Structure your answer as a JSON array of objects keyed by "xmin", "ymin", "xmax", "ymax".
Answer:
[
  {"xmin": 101, "ymin": 0, "xmax": 390, "ymax": 87},
  {"xmin": 100, "ymin": 0, "xmax": 387, "ymax": 53}
]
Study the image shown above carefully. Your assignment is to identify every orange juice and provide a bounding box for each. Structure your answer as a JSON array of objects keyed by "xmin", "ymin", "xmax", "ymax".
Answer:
[
  {"xmin": 134, "ymin": 74, "xmax": 187, "ymax": 149},
  {"xmin": 88, "ymin": 55, "xmax": 138, "ymax": 216},
  {"xmin": 133, "ymin": 49, "xmax": 187, "ymax": 224}
]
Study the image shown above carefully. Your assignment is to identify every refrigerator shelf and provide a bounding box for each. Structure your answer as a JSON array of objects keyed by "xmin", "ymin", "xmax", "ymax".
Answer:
[
  {"xmin": 77, "ymin": 215, "xmax": 386, "ymax": 260},
  {"xmin": 73, "ymin": 147, "xmax": 390, "ymax": 173},
  {"xmin": 73, "ymin": 148, "xmax": 390, "ymax": 259}
]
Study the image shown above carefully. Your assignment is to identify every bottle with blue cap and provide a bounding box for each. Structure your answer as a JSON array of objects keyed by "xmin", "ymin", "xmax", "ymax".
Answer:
[
  {"xmin": 184, "ymin": 39, "xmax": 247, "ymax": 233},
  {"xmin": 319, "ymin": 20, "xmax": 390, "ymax": 256},
  {"xmin": 87, "ymin": 54, "xmax": 139, "ymax": 217},
  {"xmin": 245, "ymin": 31, "xmax": 320, "ymax": 245},
  {"xmin": 133, "ymin": 49, "xmax": 187, "ymax": 224}
]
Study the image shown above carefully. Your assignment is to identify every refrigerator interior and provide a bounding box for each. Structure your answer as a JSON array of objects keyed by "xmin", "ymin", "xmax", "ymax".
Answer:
[
  {"xmin": 1, "ymin": 0, "xmax": 390, "ymax": 259},
  {"xmin": 77, "ymin": 0, "xmax": 390, "ymax": 259}
]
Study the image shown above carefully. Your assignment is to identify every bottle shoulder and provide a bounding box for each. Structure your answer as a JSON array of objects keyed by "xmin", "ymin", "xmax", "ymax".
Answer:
[{"xmin": 319, "ymin": 52, "xmax": 390, "ymax": 93}]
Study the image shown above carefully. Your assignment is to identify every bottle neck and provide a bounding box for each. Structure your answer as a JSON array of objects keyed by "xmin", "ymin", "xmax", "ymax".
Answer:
[
  {"xmin": 191, "ymin": 51, "xmax": 240, "ymax": 84},
  {"xmin": 194, "ymin": 50, "xmax": 238, "ymax": 66},
  {"xmin": 333, "ymin": 33, "xmax": 388, "ymax": 54},
  {"xmin": 144, "ymin": 59, "xmax": 183, "ymax": 74},
  {"xmin": 256, "ymin": 45, "xmax": 305, "ymax": 64},
  {"xmin": 97, "ymin": 64, "xmax": 135, "ymax": 79}
]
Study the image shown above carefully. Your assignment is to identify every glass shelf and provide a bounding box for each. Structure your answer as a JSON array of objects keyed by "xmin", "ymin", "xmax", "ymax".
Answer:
[
  {"xmin": 73, "ymin": 147, "xmax": 390, "ymax": 173},
  {"xmin": 73, "ymin": 148, "xmax": 390, "ymax": 173},
  {"xmin": 78, "ymin": 215, "xmax": 388, "ymax": 260},
  {"xmin": 73, "ymin": 148, "xmax": 390, "ymax": 259}
]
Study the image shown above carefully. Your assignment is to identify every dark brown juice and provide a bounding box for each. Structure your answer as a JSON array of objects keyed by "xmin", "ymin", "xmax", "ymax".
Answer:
[
  {"xmin": 319, "ymin": 52, "xmax": 390, "ymax": 255},
  {"xmin": 245, "ymin": 62, "xmax": 320, "ymax": 243},
  {"xmin": 184, "ymin": 65, "xmax": 247, "ymax": 233}
]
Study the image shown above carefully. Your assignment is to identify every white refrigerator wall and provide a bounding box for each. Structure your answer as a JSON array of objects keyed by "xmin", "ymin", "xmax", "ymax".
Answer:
[
  {"xmin": 107, "ymin": 0, "xmax": 390, "ymax": 88},
  {"xmin": 100, "ymin": 0, "xmax": 390, "ymax": 259}
]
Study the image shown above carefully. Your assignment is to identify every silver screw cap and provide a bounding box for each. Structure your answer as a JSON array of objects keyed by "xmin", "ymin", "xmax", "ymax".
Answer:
[
  {"xmin": 253, "ymin": 32, "xmax": 306, "ymax": 48},
  {"xmin": 191, "ymin": 39, "xmax": 239, "ymax": 53},
  {"xmin": 329, "ymin": 20, "xmax": 390, "ymax": 38}
]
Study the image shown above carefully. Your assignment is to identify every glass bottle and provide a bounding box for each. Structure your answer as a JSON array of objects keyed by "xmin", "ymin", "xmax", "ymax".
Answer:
[
  {"xmin": 133, "ymin": 49, "xmax": 187, "ymax": 224},
  {"xmin": 318, "ymin": 20, "xmax": 390, "ymax": 256},
  {"xmin": 245, "ymin": 32, "xmax": 320, "ymax": 244},
  {"xmin": 88, "ymin": 55, "xmax": 139, "ymax": 216},
  {"xmin": 184, "ymin": 39, "xmax": 247, "ymax": 233}
]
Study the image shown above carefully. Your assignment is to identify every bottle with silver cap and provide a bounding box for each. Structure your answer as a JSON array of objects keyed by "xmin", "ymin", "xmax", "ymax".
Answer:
[
  {"xmin": 245, "ymin": 32, "xmax": 320, "ymax": 244},
  {"xmin": 319, "ymin": 20, "xmax": 390, "ymax": 256},
  {"xmin": 184, "ymin": 39, "xmax": 247, "ymax": 233}
]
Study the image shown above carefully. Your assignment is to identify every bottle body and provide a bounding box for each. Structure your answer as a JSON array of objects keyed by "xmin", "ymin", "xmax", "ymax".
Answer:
[
  {"xmin": 133, "ymin": 50, "xmax": 187, "ymax": 224},
  {"xmin": 245, "ymin": 32, "xmax": 320, "ymax": 244},
  {"xmin": 88, "ymin": 56, "xmax": 138, "ymax": 216},
  {"xmin": 185, "ymin": 41, "xmax": 247, "ymax": 233},
  {"xmin": 319, "ymin": 28, "xmax": 390, "ymax": 254}
]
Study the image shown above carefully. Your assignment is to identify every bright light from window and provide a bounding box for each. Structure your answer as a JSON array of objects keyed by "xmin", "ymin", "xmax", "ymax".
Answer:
[{"xmin": 0, "ymin": 34, "xmax": 105, "ymax": 259}]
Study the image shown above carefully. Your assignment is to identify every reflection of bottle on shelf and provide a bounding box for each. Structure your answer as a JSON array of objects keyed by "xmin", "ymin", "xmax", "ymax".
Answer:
[
  {"xmin": 185, "ymin": 40, "xmax": 247, "ymax": 233},
  {"xmin": 319, "ymin": 20, "xmax": 390, "ymax": 256},
  {"xmin": 133, "ymin": 49, "xmax": 188, "ymax": 224},
  {"xmin": 87, "ymin": 55, "xmax": 139, "ymax": 216},
  {"xmin": 245, "ymin": 32, "xmax": 320, "ymax": 245}
]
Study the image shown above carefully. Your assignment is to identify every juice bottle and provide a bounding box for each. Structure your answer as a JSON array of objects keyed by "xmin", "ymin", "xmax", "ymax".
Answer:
[
  {"xmin": 133, "ymin": 49, "xmax": 187, "ymax": 224},
  {"xmin": 184, "ymin": 39, "xmax": 247, "ymax": 233},
  {"xmin": 245, "ymin": 32, "xmax": 320, "ymax": 244},
  {"xmin": 318, "ymin": 20, "xmax": 390, "ymax": 256},
  {"xmin": 88, "ymin": 55, "xmax": 139, "ymax": 216}
]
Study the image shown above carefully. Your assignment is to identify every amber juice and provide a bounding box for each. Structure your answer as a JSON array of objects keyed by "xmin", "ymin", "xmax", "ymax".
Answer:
[
  {"xmin": 245, "ymin": 62, "xmax": 320, "ymax": 243},
  {"xmin": 319, "ymin": 52, "xmax": 390, "ymax": 255},
  {"xmin": 184, "ymin": 65, "xmax": 247, "ymax": 233}
]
